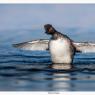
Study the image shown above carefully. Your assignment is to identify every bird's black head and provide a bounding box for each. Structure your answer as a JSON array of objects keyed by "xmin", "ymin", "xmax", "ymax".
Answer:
[{"xmin": 44, "ymin": 24, "xmax": 55, "ymax": 35}]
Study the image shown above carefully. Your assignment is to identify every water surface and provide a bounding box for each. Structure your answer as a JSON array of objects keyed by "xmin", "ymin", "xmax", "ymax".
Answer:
[{"xmin": 0, "ymin": 29, "xmax": 95, "ymax": 91}]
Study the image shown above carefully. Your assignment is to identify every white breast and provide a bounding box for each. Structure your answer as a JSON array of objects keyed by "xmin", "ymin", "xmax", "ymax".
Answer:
[{"xmin": 49, "ymin": 38, "xmax": 73, "ymax": 64}]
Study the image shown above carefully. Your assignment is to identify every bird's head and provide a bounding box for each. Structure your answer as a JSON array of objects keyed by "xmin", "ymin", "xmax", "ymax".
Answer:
[{"xmin": 44, "ymin": 24, "xmax": 55, "ymax": 35}]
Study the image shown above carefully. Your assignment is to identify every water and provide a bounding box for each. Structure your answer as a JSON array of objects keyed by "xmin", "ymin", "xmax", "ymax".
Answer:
[{"xmin": 0, "ymin": 29, "xmax": 95, "ymax": 91}]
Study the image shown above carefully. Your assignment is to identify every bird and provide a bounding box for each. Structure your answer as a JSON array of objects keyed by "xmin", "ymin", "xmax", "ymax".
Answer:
[
  {"xmin": 13, "ymin": 24, "xmax": 95, "ymax": 69},
  {"xmin": 44, "ymin": 24, "xmax": 75, "ymax": 65}
]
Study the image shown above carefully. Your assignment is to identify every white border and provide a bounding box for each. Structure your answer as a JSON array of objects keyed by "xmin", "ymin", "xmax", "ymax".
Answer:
[
  {"xmin": 0, "ymin": 92, "xmax": 95, "ymax": 95},
  {"xmin": 0, "ymin": 0, "xmax": 95, "ymax": 3}
]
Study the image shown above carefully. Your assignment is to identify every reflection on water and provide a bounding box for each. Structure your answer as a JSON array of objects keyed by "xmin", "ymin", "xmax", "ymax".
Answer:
[
  {"xmin": 0, "ymin": 44, "xmax": 95, "ymax": 91},
  {"xmin": 49, "ymin": 73, "xmax": 71, "ymax": 91}
]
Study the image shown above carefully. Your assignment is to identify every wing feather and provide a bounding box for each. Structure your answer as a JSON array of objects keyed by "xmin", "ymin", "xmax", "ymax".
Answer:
[
  {"xmin": 74, "ymin": 42, "xmax": 95, "ymax": 53},
  {"xmin": 13, "ymin": 39, "xmax": 49, "ymax": 51},
  {"xmin": 13, "ymin": 39, "xmax": 95, "ymax": 53}
]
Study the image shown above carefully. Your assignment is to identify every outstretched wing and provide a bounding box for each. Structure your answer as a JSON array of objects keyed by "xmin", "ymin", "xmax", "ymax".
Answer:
[
  {"xmin": 73, "ymin": 42, "xmax": 95, "ymax": 53},
  {"xmin": 13, "ymin": 39, "xmax": 49, "ymax": 51},
  {"xmin": 13, "ymin": 39, "xmax": 95, "ymax": 53}
]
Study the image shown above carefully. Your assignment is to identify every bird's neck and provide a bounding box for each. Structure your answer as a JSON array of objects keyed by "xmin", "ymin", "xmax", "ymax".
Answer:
[
  {"xmin": 50, "ymin": 28, "xmax": 63, "ymax": 40},
  {"xmin": 51, "ymin": 31, "xmax": 62, "ymax": 40}
]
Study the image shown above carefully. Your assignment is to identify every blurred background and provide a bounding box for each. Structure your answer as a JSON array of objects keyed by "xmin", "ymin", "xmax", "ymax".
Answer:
[{"xmin": 0, "ymin": 4, "xmax": 95, "ymax": 44}]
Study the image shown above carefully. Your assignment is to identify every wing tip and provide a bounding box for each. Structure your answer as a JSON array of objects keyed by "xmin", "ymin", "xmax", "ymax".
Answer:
[{"xmin": 12, "ymin": 42, "xmax": 24, "ymax": 48}]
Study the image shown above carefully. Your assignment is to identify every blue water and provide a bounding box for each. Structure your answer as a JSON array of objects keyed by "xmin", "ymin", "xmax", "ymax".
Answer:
[{"xmin": 0, "ymin": 29, "xmax": 95, "ymax": 91}]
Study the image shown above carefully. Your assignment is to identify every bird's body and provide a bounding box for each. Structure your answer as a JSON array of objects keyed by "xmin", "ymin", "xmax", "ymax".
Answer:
[{"xmin": 49, "ymin": 33, "xmax": 75, "ymax": 64}]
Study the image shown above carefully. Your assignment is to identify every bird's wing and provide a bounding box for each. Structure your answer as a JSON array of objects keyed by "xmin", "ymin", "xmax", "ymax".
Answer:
[
  {"xmin": 13, "ymin": 39, "xmax": 95, "ymax": 53},
  {"xmin": 13, "ymin": 39, "xmax": 49, "ymax": 51},
  {"xmin": 73, "ymin": 42, "xmax": 95, "ymax": 53}
]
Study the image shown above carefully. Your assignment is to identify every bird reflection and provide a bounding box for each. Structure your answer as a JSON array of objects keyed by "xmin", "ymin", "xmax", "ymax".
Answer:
[
  {"xmin": 46, "ymin": 64, "xmax": 76, "ymax": 91},
  {"xmin": 47, "ymin": 72, "xmax": 75, "ymax": 91}
]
